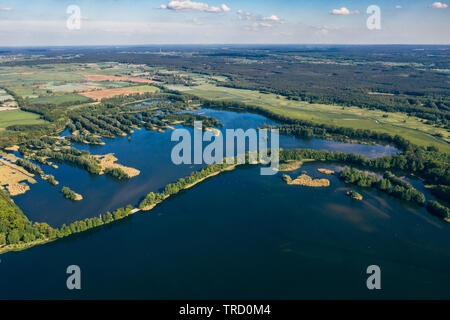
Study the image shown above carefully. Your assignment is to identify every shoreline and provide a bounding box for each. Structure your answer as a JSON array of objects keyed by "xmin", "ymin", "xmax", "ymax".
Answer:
[
  {"xmin": 0, "ymin": 164, "xmax": 238, "ymax": 255},
  {"xmin": 0, "ymin": 238, "xmax": 54, "ymax": 255},
  {"xmin": 140, "ymin": 164, "xmax": 237, "ymax": 211}
]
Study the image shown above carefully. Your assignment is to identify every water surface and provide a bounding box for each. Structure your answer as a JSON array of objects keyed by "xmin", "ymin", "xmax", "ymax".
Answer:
[
  {"xmin": 3, "ymin": 107, "xmax": 440, "ymax": 300},
  {"xmin": 13, "ymin": 108, "xmax": 397, "ymax": 226},
  {"xmin": 1, "ymin": 163, "xmax": 449, "ymax": 299}
]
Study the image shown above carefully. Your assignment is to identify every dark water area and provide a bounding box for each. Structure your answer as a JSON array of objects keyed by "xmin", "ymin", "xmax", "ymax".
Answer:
[
  {"xmin": 4, "ymin": 107, "xmax": 444, "ymax": 299},
  {"xmin": 13, "ymin": 108, "xmax": 397, "ymax": 226},
  {"xmin": 13, "ymin": 128, "xmax": 204, "ymax": 226},
  {"xmin": 199, "ymin": 109, "xmax": 399, "ymax": 159},
  {"xmin": 1, "ymin": 163, "xmax": 449, "ymax": 299}
]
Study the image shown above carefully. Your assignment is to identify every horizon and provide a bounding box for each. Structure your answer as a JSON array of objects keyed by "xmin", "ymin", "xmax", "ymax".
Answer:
[{"xmin": 1, "ymin": 43, "xmax": 450, "ymax": 49}]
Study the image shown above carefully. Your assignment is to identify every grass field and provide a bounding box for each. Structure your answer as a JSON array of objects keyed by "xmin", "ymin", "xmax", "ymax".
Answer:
[
  {"xmin": 0, "ymin": 109, "xmax": 48, "ymax": 130},
  {"xmin": 28, "ymin": 93, "xmax": 92, "ymax": 105},
  {"xmin": 129, "ymin": 85, "xmax": 160, "ymax": 93},
  {"xmin": 170, "ymin": 84, "xmax": 450, "ymax": 153},
  {"xmin": 78, "ymin": 85, "xmax": 159, "ymax": 100}
]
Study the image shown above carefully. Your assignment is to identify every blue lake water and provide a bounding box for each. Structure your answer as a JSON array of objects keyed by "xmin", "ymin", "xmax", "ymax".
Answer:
[
  {"xmin": 12, "ymin": 108, "xmax": 398, "ymax": 226},
  {"xmin": 2, "ymin": 108, "xmax": 448, "ymax": 299}
]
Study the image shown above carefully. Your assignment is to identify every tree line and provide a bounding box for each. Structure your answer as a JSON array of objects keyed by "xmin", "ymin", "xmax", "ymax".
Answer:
[
  {"xmin": 339, "ymin": 168, "xmax": 426, "ymax": 205},
  {"xmin": 279, "ymin": 148, "xmax": 448, "ymax": 219}
]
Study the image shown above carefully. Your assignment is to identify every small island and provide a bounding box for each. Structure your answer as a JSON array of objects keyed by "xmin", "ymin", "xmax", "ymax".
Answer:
[
  {"xmin": 62, "ymin": 186, "xmax": 83, "ymax": 201},
  {"xmin": 282, "ymin": 173, "xmax": 330, "ymax": 187},
  {"xmin": 317, "ymin": 168, "xmax": 334, "ymax": 175},
  {"xmin": 94, "ymin": 153, "xmax": 140, "ymax": 179},
  {"xmin": 279, "ymin": 159, "xmax": 311, "ymax": 172},
  {"xmin": 45, "ymin": 174, "xmax": 59, "ymax": 186},
  {"xmin": 347, "ymin": 190, "xmax": 363, "ymax": 201}
]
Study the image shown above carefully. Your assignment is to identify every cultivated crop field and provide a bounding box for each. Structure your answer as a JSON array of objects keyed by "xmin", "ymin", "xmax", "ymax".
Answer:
[{"xmin": 0, "ymin": 62, "xmax": 160, "ymax": 107}]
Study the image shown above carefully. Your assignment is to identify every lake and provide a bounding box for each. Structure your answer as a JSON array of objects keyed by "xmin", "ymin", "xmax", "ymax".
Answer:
[
  {"xmin": 12, "ymin": 108, "xmax": 398, "ymax": 226},
  {"xmin": 2, "ymin": 107, "xmax": 448, "ymax": 299}
]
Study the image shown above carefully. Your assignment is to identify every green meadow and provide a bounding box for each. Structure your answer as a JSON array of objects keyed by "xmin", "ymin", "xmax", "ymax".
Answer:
[
  {"xmin": 0, "ymin": 109, "xmax": 48, "ymax": 130},
  {"xmin": 171, "ymin": 84, "xmax": 450, "ymax": 153},
  {"xmin": 27, "ymin": 93, "xmax": 92, "ymax": 106},
  {"xmin": 129, "ymin": 85, "xmax": 160, "ymax": 93}
]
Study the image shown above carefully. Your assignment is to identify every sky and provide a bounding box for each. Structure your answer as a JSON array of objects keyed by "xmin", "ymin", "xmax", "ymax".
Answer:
[{"xmin": 0, "ymin": 0, "xmax": 448, "ymax": 46}]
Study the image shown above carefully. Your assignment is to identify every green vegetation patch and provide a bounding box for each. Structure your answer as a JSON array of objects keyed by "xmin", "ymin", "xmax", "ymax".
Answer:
[
  {"xmin": 339, "ymin": 168, "xmax": 426, "ymax": 205},
  {"xmin": 174, "ymin": 84, "xmax": 450, "ymax": 153},
  {"xmin": 128, "ymin": 85, "xmax": 160, "ymax": 93},
  {"xmin": 62, "ymin": 186, "xmax": 82, "ymax": 201},
  {"xmin": 43, "ymin": 83, "xmax": 91, "ymax": 92},
  {"xmin": 0, "ymin": 109, "xmax": 48, "ymax": 131},
  {"xmin": 28, "ymin": 93, "xmax": 92, "ymax": 106},
  {"xmin": 0, "ymin": 188, "xmax": 54, "ymax": 247}
]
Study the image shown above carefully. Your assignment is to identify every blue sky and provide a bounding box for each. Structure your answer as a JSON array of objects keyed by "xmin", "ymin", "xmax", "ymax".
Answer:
[{"xmin": 0, "ymin": 0, "xmax": 448, "ymax": 46}]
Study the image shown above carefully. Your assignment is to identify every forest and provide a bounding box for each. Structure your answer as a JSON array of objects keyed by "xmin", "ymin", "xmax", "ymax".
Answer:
[
  {"xmin": 0, "ymin": 189, "xmax": 54, "ymax": 246},
  {"xmin": 2, "ymin": 46, "xmax": 448, "ymax": 127},
  {"xmin": 339, "ymin": 168, "xmax": 426, "ymax": 205}
]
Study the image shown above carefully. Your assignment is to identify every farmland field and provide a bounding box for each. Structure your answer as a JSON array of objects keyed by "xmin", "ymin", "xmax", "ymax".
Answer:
[
  {"xmin": 128, "ymin": 85, "xmax": 160, "ymax": 93},
  {"xmin": 0, "ymin": 109, "xmax": 47, "ymax": 130},
  {"xmin": 28, "ymin": 93, "xmax": 93, "ymax": 105},
  {"xmin": 78, "ymin": 85, "xmax": 159, "ymax": 100},
  {"xmin": 0, "ymin": 63, "xmax": 161, "ymax": 107},
  {"xmin": 84, "ymin": 74, "xmax": 158, "ymax": 83}
]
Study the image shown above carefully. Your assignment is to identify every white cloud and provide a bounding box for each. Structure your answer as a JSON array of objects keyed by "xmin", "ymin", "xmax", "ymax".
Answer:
[
  {"xmin": 0, "ymin": 7, "xmax": 12, "ymax": 11},
  {"xmin": 395, "ymin": 5, "xmax": 403, "ymax": 9},
  {"xmin": 311, "ymin": 25, "xmax": 341, "ymax": 36},
  {"xmin": 236, "ymin": 10, "xmax": 253, "ymax": 20},
  {"xmin": 263, "ymin": 15, "xmax": 280, "ymax": 22},
  {"xmin": 0, "ymin": 19, "xmax": 219, "ymax": 45},
  {"xmin": 159, "ymin": 1, "xmax": 230, "ymax": 13},
  {"xmin": 429, "ymin": 2, "xmax": 448, "ymax": 8},
  {"xmin": 244, "ymin": 22, "xmax": 273, "ymax": 31},
  {"xmin": 1, "ymin": 17, "xmax": 449, "ymax": 46},
  {"xmin": 237, "ymin": 10, "xmax": 283, "ymax": 23},
  {"xmin": 236, "ymin": 10, "xmax": 284, "ymax": 31},
  {"xmin": 259, "ymin": 22, "xmax": 272, "ymax": 28},
  {"xmin": 330, "ymin": 7, "xmax": 360, "ymax": 15}
]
